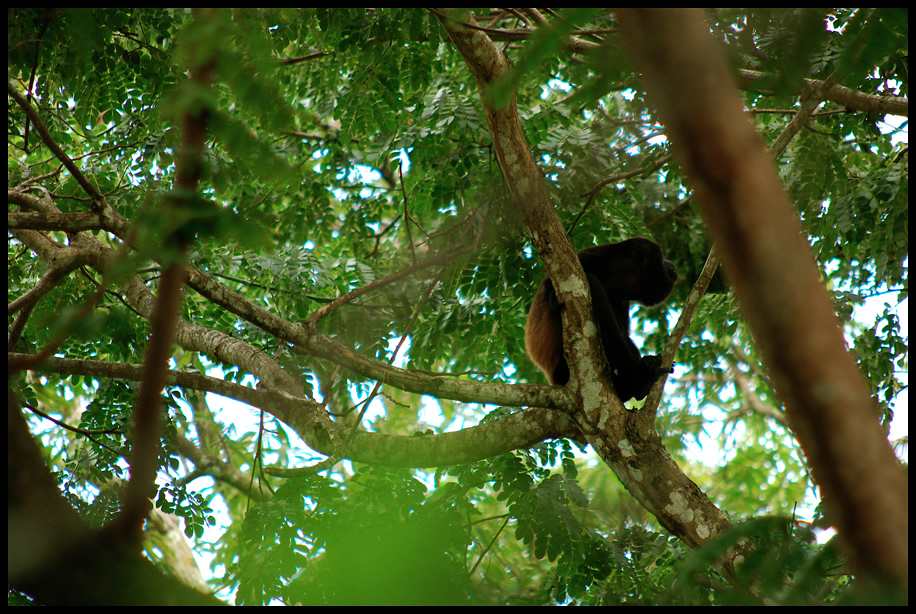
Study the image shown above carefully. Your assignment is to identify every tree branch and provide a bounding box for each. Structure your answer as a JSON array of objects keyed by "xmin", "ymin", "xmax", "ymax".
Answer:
[
  {"xmin": 617, "ymin": 7, "xmax": 907, "ymax": 586},
  {"xmin": 437, "ymin": 8, "xmax": 737, "ymax": 564}
]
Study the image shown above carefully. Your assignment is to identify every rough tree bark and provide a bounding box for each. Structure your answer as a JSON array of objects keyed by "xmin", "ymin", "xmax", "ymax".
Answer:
[{"xmin": 616, "ymin": 8, "xmax": 907, "ymax": 587}]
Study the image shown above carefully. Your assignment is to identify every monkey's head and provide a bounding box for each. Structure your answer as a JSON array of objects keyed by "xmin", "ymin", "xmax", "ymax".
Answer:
[{"xmin": 579, "ymin": 238, "xmax": 678, "ymax": 305}]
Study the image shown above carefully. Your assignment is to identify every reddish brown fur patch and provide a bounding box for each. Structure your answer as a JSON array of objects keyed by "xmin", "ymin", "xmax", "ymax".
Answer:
[{"xmin": 525, "ymin": 281, "xmax": 565, "ymax": 384}]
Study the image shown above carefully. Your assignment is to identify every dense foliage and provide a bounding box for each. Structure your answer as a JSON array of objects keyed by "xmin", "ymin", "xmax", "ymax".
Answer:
[{"xmin": 8, "ymin": 8, "xmax": 907, "ymax": 605}]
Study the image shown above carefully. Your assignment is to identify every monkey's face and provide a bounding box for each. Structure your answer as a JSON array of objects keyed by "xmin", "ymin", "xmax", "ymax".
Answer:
[{"xmin": 583, "ymin": 238, "xmax": 678, "ymax": 305}]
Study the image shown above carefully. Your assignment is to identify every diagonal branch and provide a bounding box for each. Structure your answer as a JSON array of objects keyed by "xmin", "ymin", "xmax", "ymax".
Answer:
[
  {"xmin": 617, "ymin": 7, "xmax": 907, "ymax": 586},
  {"xmin": 436, "ymin": 8, "xmax": 737, "ymax": 563}
]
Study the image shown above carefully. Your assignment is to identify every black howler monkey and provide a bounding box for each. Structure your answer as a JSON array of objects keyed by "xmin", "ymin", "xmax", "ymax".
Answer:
[{"xmin": 525, "ymin": 238, "xmax": 678, "ymax": 401}]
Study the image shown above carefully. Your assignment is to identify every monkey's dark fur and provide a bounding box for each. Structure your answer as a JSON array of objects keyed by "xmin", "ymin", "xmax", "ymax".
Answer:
[{"xmin": 525, "ymin": 238, "xmax": 677, "ymax": 401}]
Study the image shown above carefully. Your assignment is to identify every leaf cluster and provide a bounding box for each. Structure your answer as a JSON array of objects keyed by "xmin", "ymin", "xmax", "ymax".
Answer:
[{"xmin": 8, "ymin": 7, "xmax": 906, "ymax": 605}]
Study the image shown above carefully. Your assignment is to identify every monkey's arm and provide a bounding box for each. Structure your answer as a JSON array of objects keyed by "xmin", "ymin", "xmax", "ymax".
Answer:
[{"xmin": 587, "ymin": 274, "xmax": 668, "ymax": 401}]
